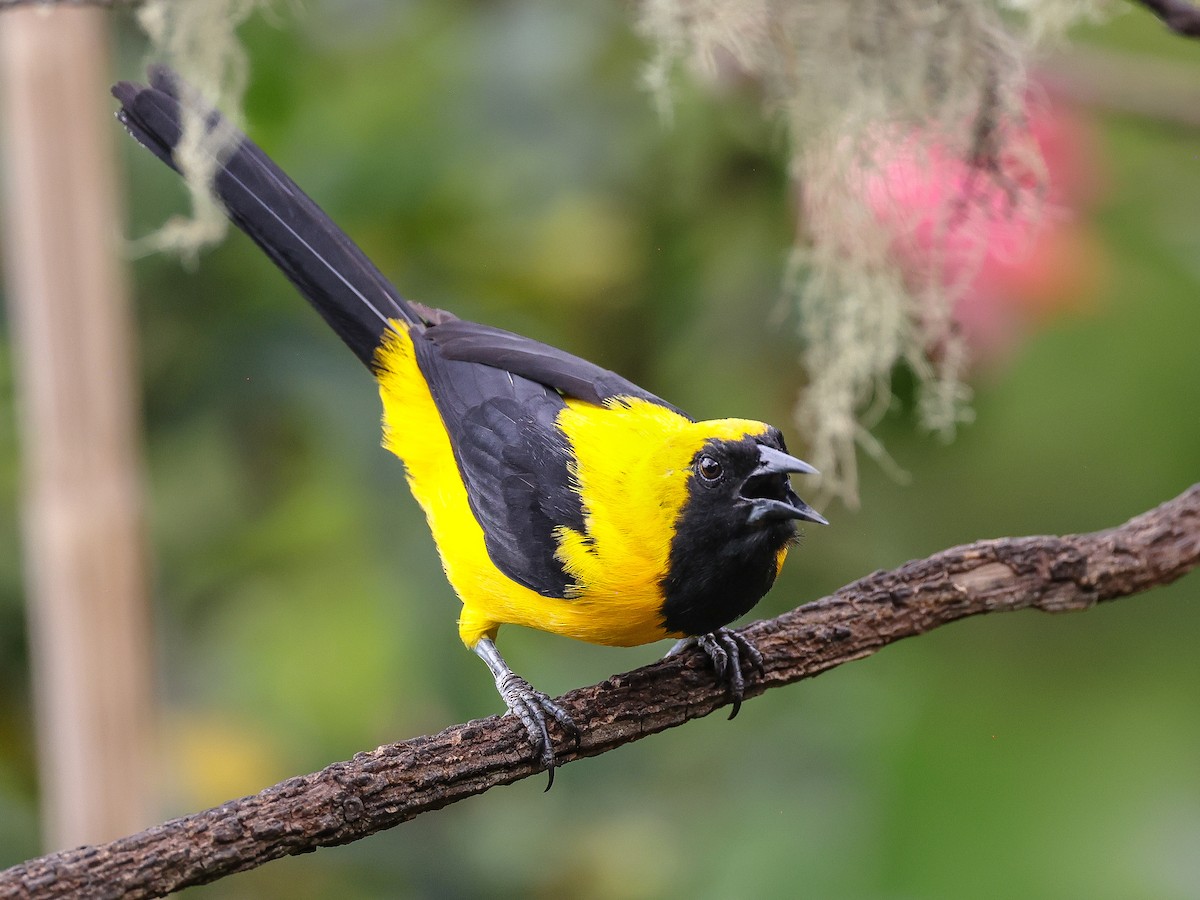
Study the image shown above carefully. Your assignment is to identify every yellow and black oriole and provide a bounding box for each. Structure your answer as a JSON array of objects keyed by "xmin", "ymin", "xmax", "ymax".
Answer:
[{"xmin": 115, "ymin": 68, "xmax": 827, "ymax": 786}]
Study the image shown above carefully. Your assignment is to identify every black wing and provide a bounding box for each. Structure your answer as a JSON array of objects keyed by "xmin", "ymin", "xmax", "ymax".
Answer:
[
  {"xmin": 413, "ymin": 320, "xmax": 691, "ymax": 598},
  {"xmin": 411, "ymin": 336, "xmax": 585, "ymax": 598},
  {"xmin": 424, "ymin": 318, "xmax": 689, "ymax": 417}
]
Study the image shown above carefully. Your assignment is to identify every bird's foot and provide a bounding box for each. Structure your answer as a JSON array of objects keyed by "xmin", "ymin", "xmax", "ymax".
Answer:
[
  {"xmin": 669, "ymin": 627, "xmax": 765, "ymax": 720},
  {"xmin": 495, "ymin": 671, "xmax": 579, "ymax": 790},
  {"xmin": 474, "ymin": 637, "xmax": 579, "ymax": 790}
]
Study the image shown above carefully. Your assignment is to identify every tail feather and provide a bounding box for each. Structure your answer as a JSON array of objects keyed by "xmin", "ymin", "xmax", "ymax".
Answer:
[{"xmin": 113, "ymin": 66, "xmax": 419, "ymax": 368}]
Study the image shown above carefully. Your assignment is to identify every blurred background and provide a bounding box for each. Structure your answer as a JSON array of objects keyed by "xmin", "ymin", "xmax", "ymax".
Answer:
[{"xmin": 1, "ymin": 1, "xmax": 1199, "ymax": 897}]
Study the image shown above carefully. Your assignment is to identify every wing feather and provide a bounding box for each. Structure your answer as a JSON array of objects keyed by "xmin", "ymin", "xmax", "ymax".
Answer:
[
  {"xmin": 424, "ymin": 319, "xmax": 690, "ymax": 417},
  {"xmin": 411, "ymin": 335, "xmax": 583, "ymax": 598}
]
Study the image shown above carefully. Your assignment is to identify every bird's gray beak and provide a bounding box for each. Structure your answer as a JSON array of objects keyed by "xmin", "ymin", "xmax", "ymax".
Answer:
[
  {"xmin": 756, "ymin": 445, "xmax": 819, "ymax": 478},
  {"xmin": 745, "ymin": 445, "xmax": 829, "ymax": 526}
]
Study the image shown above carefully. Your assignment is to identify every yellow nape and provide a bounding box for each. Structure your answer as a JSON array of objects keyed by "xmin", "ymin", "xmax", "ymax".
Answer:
[{"xmin": 374, "ymin": 324, "xmax": 772, "ymax": 650}]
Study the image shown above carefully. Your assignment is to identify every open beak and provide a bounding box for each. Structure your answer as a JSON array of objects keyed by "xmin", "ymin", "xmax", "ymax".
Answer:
[{"xmin": 745, "ymin": 445, "xmax": 829, "ymax": 526}]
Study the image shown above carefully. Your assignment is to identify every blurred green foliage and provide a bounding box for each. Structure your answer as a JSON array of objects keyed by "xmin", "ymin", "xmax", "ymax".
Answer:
[{"xmin": 1, "ymin": 2, "xmax": 1199, "ymax": 897}]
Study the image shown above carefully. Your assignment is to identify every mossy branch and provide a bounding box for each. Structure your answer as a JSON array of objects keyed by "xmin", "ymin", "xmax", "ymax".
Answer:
[{"xmin": 1, "ymin": 485, "xmax": 1197, "ymax": 899}]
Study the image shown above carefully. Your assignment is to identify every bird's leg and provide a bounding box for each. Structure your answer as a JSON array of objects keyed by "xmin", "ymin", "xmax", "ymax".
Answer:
[
  {"xmin": 473, "ymin": 637, "xmax": 579, "ymax": 790},
  {"xmin": 667, "ymin": 627, "xmax": 765, "ymax": 720}
]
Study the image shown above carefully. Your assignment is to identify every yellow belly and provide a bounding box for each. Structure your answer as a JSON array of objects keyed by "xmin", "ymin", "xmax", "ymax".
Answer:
[{"xmin": 374, "ymin": 324, "xmax": 675, "ymax": 649}]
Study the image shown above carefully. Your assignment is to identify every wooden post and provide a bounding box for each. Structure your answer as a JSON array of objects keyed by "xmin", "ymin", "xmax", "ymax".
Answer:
[{"xmin": 0, "ymin": 7, "xmax": 156, "ymax": 848}]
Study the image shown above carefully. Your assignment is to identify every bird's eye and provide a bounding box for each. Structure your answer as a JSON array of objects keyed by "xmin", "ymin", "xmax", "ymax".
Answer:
[{"xmin": 696, "ymin": 455, "xmax": 722, "ymax": 482}]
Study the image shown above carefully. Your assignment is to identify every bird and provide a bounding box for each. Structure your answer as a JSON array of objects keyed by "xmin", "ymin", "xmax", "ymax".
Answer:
[{"xmin": 113, "ymin": 67, "xmax": 827, "ymax": 788}]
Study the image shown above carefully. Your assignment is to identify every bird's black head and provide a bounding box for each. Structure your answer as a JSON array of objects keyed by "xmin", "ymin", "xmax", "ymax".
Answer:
[{"xmin": 659, "ymin": 424, "xmax": 826, "ymax": 637}]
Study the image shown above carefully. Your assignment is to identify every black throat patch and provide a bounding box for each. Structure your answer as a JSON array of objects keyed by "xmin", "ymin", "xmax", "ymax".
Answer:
[{"xmin": 658, "ymin": 435, "xmax": 797, "ymax": 636}]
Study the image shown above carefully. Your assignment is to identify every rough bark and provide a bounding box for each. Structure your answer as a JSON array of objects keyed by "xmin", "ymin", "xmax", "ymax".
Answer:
[{"xmin": 1, "ymin": 484, "xmax": 1197, "ymax": 899}]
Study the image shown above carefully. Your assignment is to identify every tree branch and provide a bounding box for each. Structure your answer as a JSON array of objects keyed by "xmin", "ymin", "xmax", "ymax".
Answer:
[
  {"xmin": 1129, "ymin": 0, "xmax": 1200, "ymax": 36},
  {"xmin": 1, "ymin": 485, "xmax": 1196, "ymax": 897}
]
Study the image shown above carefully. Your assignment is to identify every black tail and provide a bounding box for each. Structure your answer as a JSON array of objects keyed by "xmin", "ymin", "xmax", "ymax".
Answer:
[{"xmin": 113, "ymin": 66, "xmax": 419, "ymax": 368}]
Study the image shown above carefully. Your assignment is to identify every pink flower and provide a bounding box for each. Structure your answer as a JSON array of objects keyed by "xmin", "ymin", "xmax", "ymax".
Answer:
[{"xmin": 860, "ymin": 93, "xmax": 1106, "ymax": 365}]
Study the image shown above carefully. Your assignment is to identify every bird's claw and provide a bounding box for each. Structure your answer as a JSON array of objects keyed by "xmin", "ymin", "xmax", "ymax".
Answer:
[
  {"xmin": 672, "ymin": 627, "xmax": 765, "ymax": 720},
  {"xmin": 474, "ymin": 637, "xmax": 579, "ymax": 789},
  {"xmin": 496, "ymin": 672, "xmax": 579, "ymax": 791}
]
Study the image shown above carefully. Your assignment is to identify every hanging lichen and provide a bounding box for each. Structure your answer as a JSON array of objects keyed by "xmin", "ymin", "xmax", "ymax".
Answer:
[
  {"xmin": 132, "ymin": 0, "xmax": 268, "ymax": 262},
  {"xmin": 636, "ymin": 0, "xmax": 1111, "ymax": 506}
]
